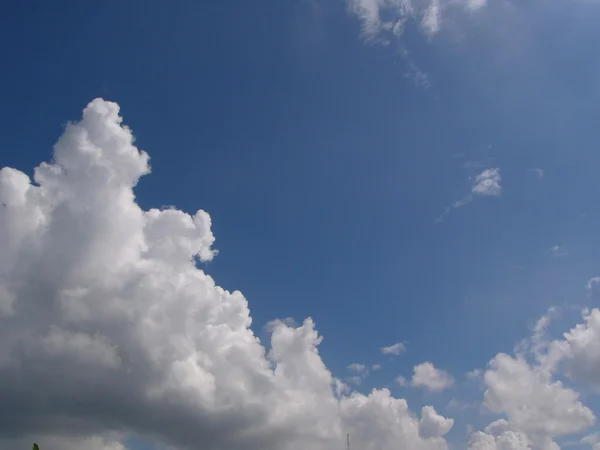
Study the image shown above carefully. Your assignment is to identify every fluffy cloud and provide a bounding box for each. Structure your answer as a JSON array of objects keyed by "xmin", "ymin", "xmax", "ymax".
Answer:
[
  {"xmin": 419, "ymin": 406, "xmax": 454, "ymax": 438},
  {"xmin": 0, "ymin": 99, "xmax": 453, "ymax": 450},
  {"xmin": 483, "ymin": 354, "xmax": 594, "ymax": 439},
  {"xmin": 381, "ymin": 342, "xmax": 407, "ymax": 355},
  {"xmin": 472, "ymin": 168, "xmax": 502, "ymax": 197},
  {"xmin": 411, "ymin": 362, "xmax": 454, "ymax": 392},
  {"xmin": 467, "ymin": 430, "xmax": 532, "ymax": 450},
  {"xmin": 554, "ymin": 308, "xmax": 600, "ymax": 390},
  {"xmin": 467, "ymin": 309, "xmax": 600, "ymax": 449}
]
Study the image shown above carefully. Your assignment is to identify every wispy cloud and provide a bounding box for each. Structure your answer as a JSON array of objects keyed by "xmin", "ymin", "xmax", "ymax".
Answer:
[
  {"xmin": 437, "ymin": 168, "xmax": 502, "ymax": 222},
  {"xmin": 549, "ymin": 245, "xmax": 568, "ymax": 257},
  {"xmin": 347, "ymin": 363, "xmax": 368, "ymax": 374},
  {"xmin": 347, "ymin": 0, "xmax": 486, "ymax": 41},
  {"xmin": 346, "ymin": 0, "xmax": 487, "ymax": 87},
  {"xmin": 530, "ymin": 168, "xmax": 544, "ymax": 179},
  {"xmin": 381, "ymin": 342, "xmax": 407, "ymax": 356}
]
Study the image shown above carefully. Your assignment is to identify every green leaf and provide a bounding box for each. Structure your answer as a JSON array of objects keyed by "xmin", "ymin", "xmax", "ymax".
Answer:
[{"xmin": 33, "ymin": 444, "xmax": 40, "ymax": 450}]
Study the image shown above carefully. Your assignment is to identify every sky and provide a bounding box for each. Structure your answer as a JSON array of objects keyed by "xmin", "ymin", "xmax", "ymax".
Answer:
[{"xmin": 1, "ymin": 0, "xmax": 600, "ymax": 449}]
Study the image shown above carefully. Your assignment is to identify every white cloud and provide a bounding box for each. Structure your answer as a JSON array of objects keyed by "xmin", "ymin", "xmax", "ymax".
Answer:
[
  {"xmin": 554, "ymin": 308, "xmax": 600, "ymax": 390},
  {"xmin": 483, "ymin": 353, "xmax": 594, "ymax": 439},
  {"xmin": 381, "ymin": 342, "xmax": 406, "ymax": 355},
  {"xmin": 465, "ymin": 0, "xmax": 486, "ymax": 11},
  {"xmin": 347, "ymin": 0, "xmax": 486, "ymax": 40},
  {"xmin": 436, "ymin": 167, "xmax": 501, "ymax": 222},
  {"xmin": 0, "ymin": 98, "xmax": 454, "ymax": 450},
  {"xmin": 411, "ymin": 362, "xmax": 454, "ymax": 392},
  {"xmin": 421, "ymin": 0, "xmax": 441, "ymax": 37},
  {"xmin": 467, "ymin": 430, "xmax": 532, "ymax": 450},
  {"xmin": 396, "ymin": 375, "xmax": 408, "ymax": 386},
  {"xmin": 468, "ymin": 308, "xmax": 600, "ymax": 449},
  {"xmin": 587, "ymin": 277, "xmax": 600, "ymax": 299},
  {"xmin": 348, "ymin": 363, "xmax": 368, "ymax": 374},
  {"xmin": 472, "ymin": 168, "xmax": 502, "ymax": 197},
  {"xmin": 372, "ymin": 364, "xmax": 382, "ymax": 371},
  {"xmin": 549, "ymin": 245, "xmax": 568, "ymax": 257},
  {"xmin": 466, "ymin": 368, "xmax": 483, "ymax": 381},
  {"xmin": 530, "ymin": 168, "xmax": 544, "ymax": 180},
  {"xmin": 419, "ymin": 406, "xmax": 454, "ymax": 438}
]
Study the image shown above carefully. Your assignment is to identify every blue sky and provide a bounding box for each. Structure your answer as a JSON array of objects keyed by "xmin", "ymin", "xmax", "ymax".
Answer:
[{"xmin": 2, "ymin": 1, "xmax": 600, "ymax": 450}]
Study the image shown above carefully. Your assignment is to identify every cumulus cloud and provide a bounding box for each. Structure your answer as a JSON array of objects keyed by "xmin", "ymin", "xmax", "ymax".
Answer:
[
  {"xmin": 381, "ymin": 342, "xmax": 407, "ymax": 355},
  {"xmin": 554, "ymin": 308, "xmax": 600, "ymax": 390},
  {"xmin": 411, "ymin": 362, "xmax": 454, "ymax": 392},
  {"xmin": 0, "ymin": 99, "xmax": 454, "ymax": 450},
  {"xmin": 419, "ymin": 406, "xmax": 454, "ymax": 438},
  {"xmin": 468, "ymin": 308, "xmax": 600, "ymax": 449},
  {"xmin": 482, "ymin": 353, "xmax": 594, "ymax": 439}
]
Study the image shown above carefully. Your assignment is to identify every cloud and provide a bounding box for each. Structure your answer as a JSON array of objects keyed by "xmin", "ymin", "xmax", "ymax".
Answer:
[
  {"xmin": 396, "ymin": 375, "xmax": 408, "ymax": 386},
  {"xmin": 0, "ymin": 99, "xmax": 454, "ymax": 450},
  {"xmin": 466, "ymin": 369, "xmax": 482, "ymax": 381},
  {"xmin": 346, "ymin": 0, "xmax": 487, "ymax": 87},
  {"xmin": 468, "ymin": 308, "xmax": 600, "ymax": 449},
  {"xmin": 482, "ymin": 353, "xmax": 594, "ymax": 439},
  {"xmin": 381, "ymin": 342, "xmax": 406, "ymax": 355},
  {"xmin": 530, "ymin": 168, "xmax": 544, "ymax": 180},
  {"xmin": 419, "ymin": 406, "xmax": 454, "ymax": 438},
  {"xmin": 467, "ymin": 429, "xmax": 532, "ymax": 450},
  {"xmin": 472, "ymin": 168, "xmax": 502, "ymax": 197},
  {"xmin": 347, "ymin": 363, "xmax": 368, "ymax": 374},
  {"xmin": 549, "ymin": 245, "xmax": 568, "ymax": 257},
  {"xmin": 1, "ymin": 434, "xmax": 127, "ymax": 450},
  {"xmin": 411, "ymin": 362, "xmax": 454, "ymax": 392},
  {"xmin": 347, "ymin": 0, "xmax": 487, "ymax": 41},
  {"xmin": 421, "ymin": 0, "xmax": 441, "ymax": 37},
  {"xmin": 587, "ymin": 277, "xmax": 600, "ymax": 299},
  {"xmin": 554, "ymin": 308, "xmax": 600, "ymax": 390},
  {"xmin": 372, "ymin": 364, "xmax": 382, "ymax": 371},
  {"xmin": 436, "ymin": 168, "xmax": 501, "ymax": 222}
]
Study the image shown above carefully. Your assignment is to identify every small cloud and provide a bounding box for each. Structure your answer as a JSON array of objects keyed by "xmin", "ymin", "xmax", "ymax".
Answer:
[
  {"xmin": 530, "ymin": 168, "xmax": 544, "ymax": 179},
  {"xmin": 436, "ymin": 168, "xmax": 501, "ymax": 222},
  {"xmin": 466, "ymin": 369, "xmax": 482, "ymax": 381},
  {"xmin": 411, "ymin": 362, "xmax": 454, "ymax": 393},
  {"xmin": 396, "ymin": 375, "xmax": 408, "ymax": 386},
  {"xmin": 381, "ymin": 342, "xmax": 407, "ymax": 356},
  {"xmin": 587, "ymin": 277, "xmax": 600, "ymax": 299},
  {"xmin": 549, "ymin": 245, "xmax": 568, "ymax": 257},
  {"xmin": 347, "ymin": 363, "xmax": 368, "ymax": 374},
  {"xmin": 372, "ymin": 364, "xmax": 382, "ymax": 371},
  {"xmin": 348, "ymin": 376, "xmax": 363, "ymax": 386},
  {"xmin": 446, "ymin": 398, "xmax": 478, "ymax": 411},
  {"xmin": 472, "ymin": 168, "xmax": 501, "ymax": 197},
  {"xmin": 421, "ymin": 0, "xmax": 441, "ymax": 37},
  {"xmin": 465, "ymin": 0, "xmax": 487, "ymax": 11}
]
